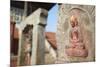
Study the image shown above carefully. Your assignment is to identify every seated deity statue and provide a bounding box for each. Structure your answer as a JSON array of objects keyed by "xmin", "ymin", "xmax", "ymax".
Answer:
[{"xmin": 66, "ymin": 15, "xmax": 88, "ymax": 57}]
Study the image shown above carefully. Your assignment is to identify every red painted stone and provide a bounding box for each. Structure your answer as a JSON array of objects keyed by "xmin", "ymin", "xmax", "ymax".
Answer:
[
  {"xmin": 66, "ymin": 16, "xmax": 88, "ymax": 57},
  {"xmin": 66, "ymin": 48, "xmax": 88, "ymax": 57}
]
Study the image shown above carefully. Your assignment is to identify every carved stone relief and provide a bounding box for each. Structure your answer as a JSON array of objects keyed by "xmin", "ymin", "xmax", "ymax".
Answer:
[
  {"xmin": 56, "ymin": 4, "xmax": 95, "ymax": 63},
  {"xmin": 66, "ymin": 15, "xmax": 88, "ymax": 57},
  {"xmin": 20, "ymin": 25, "xmax": 33, "ymax": 65}
]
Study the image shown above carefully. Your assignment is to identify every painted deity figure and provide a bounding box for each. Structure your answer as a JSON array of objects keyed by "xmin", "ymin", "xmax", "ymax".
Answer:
[
  {"xmin": 23, "ymin": 38, "xmax": 31, "ymax": 65},
  {"xmin": 66, "ymin": 16, "xmax": 88, "ymax": 57},
  {"xmin": 23, "ymin": 28, "xmax": 32, "ymax": 65}
]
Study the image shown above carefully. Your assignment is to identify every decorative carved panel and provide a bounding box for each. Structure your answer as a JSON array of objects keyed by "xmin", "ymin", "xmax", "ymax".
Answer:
[{"xmin": 56, "ymin": 4, "xmax": 95, "ymax": 63}]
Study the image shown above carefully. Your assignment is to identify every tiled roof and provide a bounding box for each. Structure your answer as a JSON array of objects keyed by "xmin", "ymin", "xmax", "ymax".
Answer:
[{"xmin": 45, "ymin": 32, "xmax": 57, "ymax": 50}]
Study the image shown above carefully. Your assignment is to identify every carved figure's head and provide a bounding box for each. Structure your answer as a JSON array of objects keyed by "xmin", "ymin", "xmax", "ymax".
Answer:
[{"xmin": 70, "ymin": 15, "xmax": 78, "ymax": 27}]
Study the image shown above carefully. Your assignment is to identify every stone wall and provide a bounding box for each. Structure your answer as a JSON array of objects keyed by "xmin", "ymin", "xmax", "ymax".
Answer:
[{"xmin": 56, "ymin": 4, "xmax": 95, "ymax": 63}]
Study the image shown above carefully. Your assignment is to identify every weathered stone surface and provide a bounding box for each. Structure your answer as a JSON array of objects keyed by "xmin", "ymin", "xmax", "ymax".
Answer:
[
  {"xmin": 56, "ymin": 4, "xmax": 95, "ymax": 63},
  {"xmin": 45, "ymin": 39, "xmax": 57, "ymax": 64},
  {"xmin": 18, "ymin": 8, "xmax": 48, "ymax": 65},
  {"xmin": 18, "ymin": 8, "xmax": 48, "ymax": 30}
]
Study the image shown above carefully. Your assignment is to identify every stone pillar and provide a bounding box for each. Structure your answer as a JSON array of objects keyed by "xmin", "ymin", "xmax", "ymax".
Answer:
[
  {"xmin": 31, "ymin": 8, "xmax": 48, "ymax": 65},
  {"xmin": 17, "ymin": 30, "xmax": 22, "ymax": 66},
  {"xmin": 37, "ymin": 25, "xmax": 45, "ymax": 65},
  {"xmin": 17, "ymin": 8, "xmax": 48, "ymax": 66},
  {"xmin": 56, "ymin": 4, "xmax": 95, "ymax": 63}
]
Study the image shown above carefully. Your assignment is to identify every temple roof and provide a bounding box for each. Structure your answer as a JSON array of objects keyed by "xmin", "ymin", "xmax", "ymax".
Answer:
[
  {"xmin": 45, "ymin": 32, "xmax": 57, "ymax": 50},
  {"xmin": 11, "ymin": 0, "xmax": 55, "ymax": 16}
]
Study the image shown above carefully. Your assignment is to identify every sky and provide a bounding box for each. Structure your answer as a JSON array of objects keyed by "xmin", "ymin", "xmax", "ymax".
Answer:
[{"xmin": 46, "ymin": 4, "xmax": 58, "ymax": 32}]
